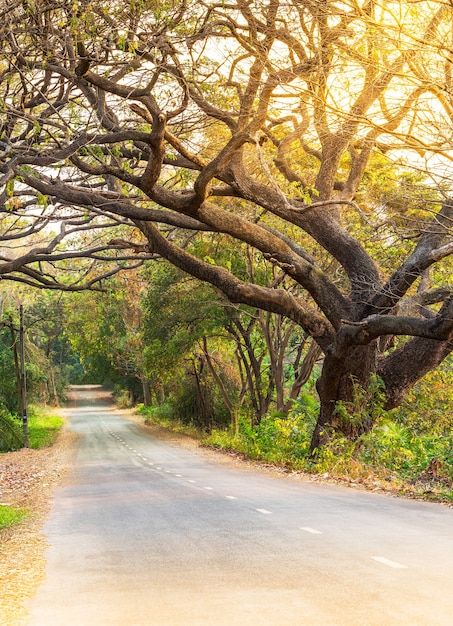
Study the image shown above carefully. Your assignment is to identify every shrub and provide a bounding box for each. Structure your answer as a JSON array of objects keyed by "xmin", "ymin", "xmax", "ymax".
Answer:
[
  {"xmin": 0, "ymin": 409, "xmax": 24, "ymax": 452},
  {"xmin": 205, "ymin": 393, "xmax": 319, "ymax": 467}
]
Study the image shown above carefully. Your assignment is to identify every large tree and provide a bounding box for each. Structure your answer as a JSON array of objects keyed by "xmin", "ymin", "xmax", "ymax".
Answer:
[{"xmin": 1, "ymin": 0, "xmax": 453, "ymax": 451}]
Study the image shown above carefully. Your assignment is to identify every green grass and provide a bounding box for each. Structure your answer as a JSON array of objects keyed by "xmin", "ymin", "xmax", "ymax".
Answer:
[
  {"xmin": 1, "ymin": 405, "xmax": 64, "ymax": 452},
  {"xmin": 0, "ymin": 504, "xmax": 28, "ymax": 530},
  {"xmin": 28, "ymin": 408, "xmax": 64, "ymax": 449}
]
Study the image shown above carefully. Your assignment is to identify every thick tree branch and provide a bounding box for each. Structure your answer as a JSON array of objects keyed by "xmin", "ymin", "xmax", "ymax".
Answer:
[{"xmin": 137, "ymin": 220, "xmax": 335, "ymax": 348}]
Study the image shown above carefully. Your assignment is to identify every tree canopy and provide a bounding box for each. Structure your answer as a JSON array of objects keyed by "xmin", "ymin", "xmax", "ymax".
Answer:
[{"xmin": 1, "ymin": 0, "xmax": 453, "ymax": 450}]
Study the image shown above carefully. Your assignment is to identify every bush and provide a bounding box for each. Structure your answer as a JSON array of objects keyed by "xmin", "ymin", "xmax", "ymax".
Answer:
[
  {"xmin": 358, "ymin": 418, "xmax": 453, "ymax": 481},
  {"xmin": 205, "ymin": 393, "xmax": 319, "ymax": 467},
  {"xmin": 138, "ymin": 399, "xmax": 176, "ymax": 427},
  {"xmin": 138, "ymin": 370, "xmax": 231, "ymax": 433},
  {"xmin": 137, "ymin": 399, "xmax": 201, "ymax": 437},
  {"xmin": 0, "ymin": 409, "xmax": 24, "ymax": 452}
]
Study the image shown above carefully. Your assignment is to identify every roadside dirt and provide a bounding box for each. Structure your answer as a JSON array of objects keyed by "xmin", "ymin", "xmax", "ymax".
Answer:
[{"xmin": 0, "ymin": 424, "xmax": 76, "ymax": 626}]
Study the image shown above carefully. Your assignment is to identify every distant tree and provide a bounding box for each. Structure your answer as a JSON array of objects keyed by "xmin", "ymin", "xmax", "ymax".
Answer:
[
  {"xmin": 64, "ymin": 283, "xmax": 146, "ymax": 401},
  {"xmin": 1, "ymin": 1, "xmax": 453, "ymax": 451},
  {"xmin": 142, "ymin": 260, "xmax": 320, "ymax": 427}
]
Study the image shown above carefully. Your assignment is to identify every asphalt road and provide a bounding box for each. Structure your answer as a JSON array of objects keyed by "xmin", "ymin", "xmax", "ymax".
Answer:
[{"xmin": 26, "ymin": 386, "xmax": 453, "ymax": 625}]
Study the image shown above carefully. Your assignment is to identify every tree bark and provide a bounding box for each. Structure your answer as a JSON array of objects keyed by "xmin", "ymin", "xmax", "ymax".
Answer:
[
  {"xmin": 310, "ymin": 343, "xmax": 379, "ymax": 454},
  {"xmin": 379, "ymin": 335, "xmax": 453, "ymax": 409},
  {"xmin": 141, "ymin": 377, "xmax": 152, "ymax": 407}
]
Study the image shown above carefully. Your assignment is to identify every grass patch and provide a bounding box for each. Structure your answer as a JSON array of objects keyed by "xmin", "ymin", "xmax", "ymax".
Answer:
[
  {"xmin": 0, "ymin": 504, "xmax": 28, "ymax": 530},
  {"xmin": 28, "ymin": 407, "xmax": 64, "ymax": 450},
  {"xmin": 1, "ymin": 405, "xmax": 64, "ymax": 452}
]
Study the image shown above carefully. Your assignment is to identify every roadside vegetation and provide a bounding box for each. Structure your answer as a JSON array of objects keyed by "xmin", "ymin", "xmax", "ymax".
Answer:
[
  {"xmin": 0, "ymin": 279, "xmax": 451, "ymax": 503},
  {"xmin": 0, "ymin": 406, "xmax": 64, "ymax": 533},
  {"xmin": 28, "ymin": 409, "xmax": 64, "ymax": 451},
  {"xmin": 0, "ymin": 406, "xmax": 64, "ymax": 453},
  {"xmin": 138, "ymin": 360, "xmax": 453, "ymax": 502},
  {"xmin": 0, "ymin": 505, "xmax": 28, "ymax": 531}
]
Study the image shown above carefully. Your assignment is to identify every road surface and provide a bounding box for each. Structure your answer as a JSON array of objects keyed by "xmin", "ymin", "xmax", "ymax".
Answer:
[{"xmin": 26, "ymin": 386, "xmax": 453, "ymax": 625}]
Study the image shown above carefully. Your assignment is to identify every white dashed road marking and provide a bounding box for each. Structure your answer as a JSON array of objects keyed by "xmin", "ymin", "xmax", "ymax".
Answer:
[
  {"xmin": 371, "ymin": 557, "xmax": 407, "ymax": 569},
  {"xmin": 100, "ymin": 418, "xmax": 418, "ymax": 577}
]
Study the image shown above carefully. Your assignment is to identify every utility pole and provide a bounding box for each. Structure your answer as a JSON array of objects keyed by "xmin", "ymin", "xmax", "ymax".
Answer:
[{"xmin": 19, "ymin": 304, "xmax": 29, "ymax": 448}]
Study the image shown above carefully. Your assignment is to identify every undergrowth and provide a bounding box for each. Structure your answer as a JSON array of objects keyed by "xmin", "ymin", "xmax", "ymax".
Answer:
[
  {"xmin": 135, "ymin": 366, "xmax": 453, "ymax": 501},
  {"xmin": 28, "ymin": 407, "xmax": 64, "ymax": 449},
  {"xmin": 136, "ymin": 401, "xmax": 202, "ymax": 439},
  {"xmin": 0, "ymin": 405, "xmax": 64, "ymax": 452},
  {"xmin": 203, "ymin": 369, "xmax": 453, "ymax": 501}
]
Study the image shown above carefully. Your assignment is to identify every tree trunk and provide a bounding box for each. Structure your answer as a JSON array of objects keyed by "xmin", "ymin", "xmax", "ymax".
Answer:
[
  {"xmin": 379, "ymin": 335, "xmax": 452, "ymax": 409},
  {"xmin": 310, "ymin": 343, "xmax": 379, "ymax": 454},
  {"xmin": 8, "ymin": 322, "xmax": 23, "ymax": 416},
  {"xmin": 49, "ymin": 367, "xmax": 59, "ymax": 406},
  {"xmin": 141, "ymin": 377, "xmax": 152, "ymax": 407}
]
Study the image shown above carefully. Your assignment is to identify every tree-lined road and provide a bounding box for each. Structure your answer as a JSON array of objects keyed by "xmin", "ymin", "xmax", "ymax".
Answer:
[{"xmin": 26, "ymin": 386, "xmax": 453, "ymax": 625}]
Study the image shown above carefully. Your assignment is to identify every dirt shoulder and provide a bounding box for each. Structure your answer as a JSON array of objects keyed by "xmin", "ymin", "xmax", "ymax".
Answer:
[{"xmin": 0, "ymin": 421, "xmax": 76, "ymax": 626}]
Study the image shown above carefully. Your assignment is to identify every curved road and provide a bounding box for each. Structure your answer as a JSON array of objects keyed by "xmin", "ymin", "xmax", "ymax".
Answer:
[{"xmin": 26, "ymin": 386, "xmax": 453, "ymax": 625}]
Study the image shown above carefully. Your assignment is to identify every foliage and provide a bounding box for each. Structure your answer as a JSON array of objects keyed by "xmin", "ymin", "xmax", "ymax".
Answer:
[
  {"xmin": 204, "ymin": 365, "xmax": 453, "ymax": 498},
  {"xmin": 205, "ymin": 393, "xmax": 319, "ymax": 466},
  {"xmin": 356, "ymin": 358, "xmax": 453, "ymax": 482},
  {"xmin": 137, "ymin": 401, "xmax": 201, "ymax": 438},
  {"xmin": 330, "ymin": 374, "xmax": 387, "ymax": 442},
  {"xmin": 25, "ymin": 293, "xmax": 76, "ymax": 402},
  {"xmin": 138, "ymin": 365, "xmax": 231, "ymax": 432},
  {"xmin": 358, "ymin": 420, "xmax": 453, "ymax": 480},
  {"xmin": 0, "ymin": 405, "xmax": 64, "ymax": 452},
  {"xmin": 0, "ymin": 327, "xmax": 20, "ymax": 415},
  {"xmin": 141, "ymin": 263, "xmax": 228, "ymax": 382},
  {"xmin": 0, "ymin": 290, "xmax": 73, "ymax": 416},
  {"xmin": 0, "ymin": 505, "xmax": 28, "ymax": 530},
  {"xmin": 0, "ymin": 405, "xmax": 64, "ymax": 453},
  {"xmin": 173, "ymin": 370, "xmax": 231, "ymax": 431},
  {"xmin": 64, "ymin": 290, "xmax": 126, "ymax": 384},
  {"xmin": 0, "ymin": 409, "xmax": 24, "ymax": 452}
]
